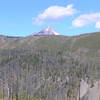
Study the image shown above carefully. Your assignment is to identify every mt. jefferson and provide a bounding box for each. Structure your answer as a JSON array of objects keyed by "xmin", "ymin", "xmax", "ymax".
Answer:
[{"xmin": 33, "ymin": 26, "xmax": 59, "ymax": 36}]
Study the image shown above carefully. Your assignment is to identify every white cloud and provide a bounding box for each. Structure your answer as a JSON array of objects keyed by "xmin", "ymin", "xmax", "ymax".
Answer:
[
  {"xmin": 33, "ymin": 4, "xmax": 77, "ymax": 25},
  {"xmin": 72, "ymin": 13, "xmax": 100, "ymax": 28},
  {"xmin": 95, "ymin": 21, "xmax": 100, "ymax": 28},
  {"xmin": 32, "ymin": 17, "xmax": 44, "ymax": 26}
]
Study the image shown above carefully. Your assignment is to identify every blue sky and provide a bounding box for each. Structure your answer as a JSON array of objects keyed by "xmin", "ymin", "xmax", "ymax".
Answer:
[{"xmin": 0, "ymin": 0, "xmax": 100, "ymax": 36}]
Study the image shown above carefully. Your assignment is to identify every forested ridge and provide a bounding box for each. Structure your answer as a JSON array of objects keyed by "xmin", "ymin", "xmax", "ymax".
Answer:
[{"xmin": 0, "ymin": 32, "xmax": 100, "ymax": 100}]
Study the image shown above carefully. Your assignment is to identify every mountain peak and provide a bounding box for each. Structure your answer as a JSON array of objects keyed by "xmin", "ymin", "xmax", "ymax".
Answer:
[
  {"xmin": 44, "ymin": 26, "xmax": 54, "ymax": 32},
  {"xmin": 33, "ymin": 26, "xmax": 59, "ymax": 36}
]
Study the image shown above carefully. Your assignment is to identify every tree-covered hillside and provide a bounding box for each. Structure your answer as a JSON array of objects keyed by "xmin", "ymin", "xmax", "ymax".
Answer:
[{"xmin": 0, "ymin": 32, "xmax": 100, "ymax": 100}]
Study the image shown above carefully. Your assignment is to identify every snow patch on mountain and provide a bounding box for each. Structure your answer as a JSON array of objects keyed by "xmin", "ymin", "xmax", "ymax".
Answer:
[{"xmin": 33, "ymin": 26, "xmax": 59, "ymax": 36}]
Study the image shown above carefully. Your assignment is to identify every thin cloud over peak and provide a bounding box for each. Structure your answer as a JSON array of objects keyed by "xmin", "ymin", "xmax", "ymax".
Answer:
[
  {"xmin": 72, "ymin": 13, "xmax": 100, "ymax": 29},
  {"xmin": 33, "ymin": 4, "xmax": 78, "ymax": 25}
]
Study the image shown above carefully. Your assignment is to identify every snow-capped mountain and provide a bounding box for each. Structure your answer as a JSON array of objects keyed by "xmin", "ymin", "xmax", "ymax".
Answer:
[{"xmin": 33, "ymin": 26, "xmax": 59, "ymax": 36}]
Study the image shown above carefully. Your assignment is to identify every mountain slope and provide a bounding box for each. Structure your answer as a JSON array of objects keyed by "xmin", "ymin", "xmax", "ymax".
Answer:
[
  {"xmin": 0, "ymin": 31, "xmax": 100, "ymax": 100},
  {"xmin": 1, "ymin": 32, "xmax": 100, "ymax": 57}
]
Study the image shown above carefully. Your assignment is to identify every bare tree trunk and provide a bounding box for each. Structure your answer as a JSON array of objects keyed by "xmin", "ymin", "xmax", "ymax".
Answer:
[
  {"xmin": 79, "ymin": 81, "xmax": 80, "ymax": 100},
  {"xmin": 12, "ymin": 90, "xmax": 14, "ymax": 100},
  {"xmin": 3, "ymin": 83, "xmax": 5, "ymax": 100},
  {"xmin": 2, "ymin": 71, "xmax": 5, "ymax": 100},
  {"xmin": 16, "ymin": 75, "xmax": 19, "ymax": 100}
]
